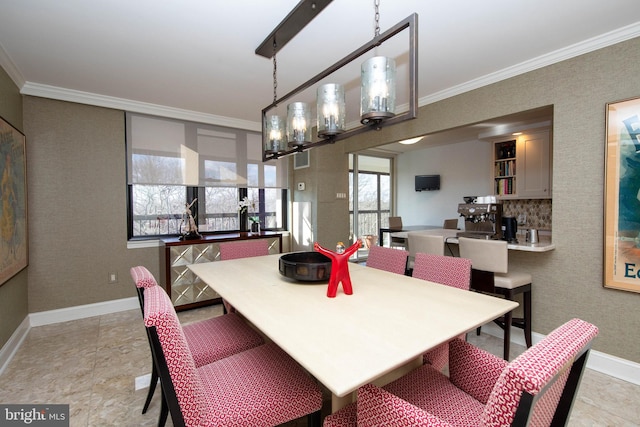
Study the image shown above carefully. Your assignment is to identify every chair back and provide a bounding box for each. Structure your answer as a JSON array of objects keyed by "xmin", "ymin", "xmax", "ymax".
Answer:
[
  {"xmin": 412, "ymin": 253, "xmax": 471, "ymax": 290},
  {"xmin": 144, "ymin": 285, "xmax": 207, "ymax": 427},
  {"xmin": 130, "ymin": 265, "xmax": 158, "ymax": 315},
  {"xmin": 458, "ymin": 236, "xmax": 508, "ymax": 273},
  {"xmin": 388, "ymin": 216, "xmax": 403, "ymax": 230},
  {"xmin": 366, "ymin": 245, "xmax": 408, "ymax": 275},
  {"xmin": 219, "ymin": 239, "xmax": 270, "ymax": 260},
  {"xmin": 480, "ymin": 318, "xmax": 598, "ymax": 426},
  {"xmin": 443, "ymin": 218, "xmax": 459, "ymax": 229},
  {"xmin": 407, "ymin": 233, "xmax": 444, "ymax": 257}
]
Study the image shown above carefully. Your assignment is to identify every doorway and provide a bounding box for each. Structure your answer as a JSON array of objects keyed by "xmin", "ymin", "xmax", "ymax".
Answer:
[{"xmin": 349, "ymin": 154, "xmax": 393, "ymax": 257}]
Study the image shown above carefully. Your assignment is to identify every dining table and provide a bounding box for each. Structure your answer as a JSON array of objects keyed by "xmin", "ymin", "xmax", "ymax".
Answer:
[{"xmin": 188, "ymin": 253, "xmax": 518, "ymax": 412}]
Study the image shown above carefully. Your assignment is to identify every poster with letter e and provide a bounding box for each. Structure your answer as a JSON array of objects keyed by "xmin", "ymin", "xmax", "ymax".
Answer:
[
  {"xmin": 605, "ymin": 95, "xmax": 640, "ymax": 293},
  {"xmin": 0, "ymin": 115, "xmax": 27, "ymax": 287}
]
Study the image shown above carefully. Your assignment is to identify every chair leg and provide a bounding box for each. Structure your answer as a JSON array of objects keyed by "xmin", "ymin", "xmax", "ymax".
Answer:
[
  {"xmin": 503, "ymin": 307, "xmax": 512, "ymax": 360},
  {"xmin": 158, "ymin": 389, "xmax": 168, "ymax": 427},
  {"xmin": 307, "ymin": 410, "xmax": 322, "ymax": 427},
  {"xmin": 142, "ymin": 360, "xmax": 159, "ymax": 414},
  {"xmin": 523, "ymin": 288, "xmax": 532, "ymax": 348}
]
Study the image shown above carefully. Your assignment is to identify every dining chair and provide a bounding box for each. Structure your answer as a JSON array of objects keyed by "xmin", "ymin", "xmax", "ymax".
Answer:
[
  {"xmin": 458, "ymin": 237, "xmax": 533, "ymax": 360},
  {"xmin": 219, "ymin": 238, "xmax": 270, "ymax": 260},
  {"xmin": 323, "ymin": 318, "xmax": 598, "ymax": 427},
  {"xmin": 130, "ymin": 266, "xmax": 264, "ymax": 426},
  {"xmin": 143, "ymin": 284, "xmax": 323, "ymax": 427},
  {"xmin": 388, "ymin": 216, "xmax": 406, "ymax": 248},
  {"xmin": 218, "ymin": 239, "xmax": 271, "ymax": 313},
  {"xmin": 412, "ymin": 253, "xmax": 471, "ymax": 370},
  {"xmin": 443, "ymin": 218, "xmax": 459, "ymax": 229},
  {"xmin": 365, "ymin": 245, "xmax": 408, "ymax": 275},
  {"xmin": 406, "ymin": 232, "xmax": 444, "ymax": 271}
]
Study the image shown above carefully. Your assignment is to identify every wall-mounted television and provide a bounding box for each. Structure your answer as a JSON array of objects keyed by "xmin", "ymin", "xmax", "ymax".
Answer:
[{"xmin": 415, "ymin": 174, "xmax": 440, "ymax": 191}]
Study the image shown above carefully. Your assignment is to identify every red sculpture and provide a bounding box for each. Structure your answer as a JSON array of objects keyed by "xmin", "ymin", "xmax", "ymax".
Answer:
[{"xmin": 314, "ymin": 240, "xmax": 362, "ymax": 298}]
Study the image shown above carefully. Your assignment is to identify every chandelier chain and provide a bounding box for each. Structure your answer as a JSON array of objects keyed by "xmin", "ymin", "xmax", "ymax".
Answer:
[
  {"xmin": 272, "ymin": 41, "xmax": 278, "ymax": 105},
  {"xmin": 374, "ymin": 0, "xmax": 380, "ymax": 37}
]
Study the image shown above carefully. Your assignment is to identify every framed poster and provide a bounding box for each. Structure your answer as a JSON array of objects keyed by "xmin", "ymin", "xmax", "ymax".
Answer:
[
  {"xmin": 604, "ymin": 96, "xmax": 640, "ymax": 292},
  {"xmin": 0, "ymin": 116, "xmax": 28, "ymax": 286}
]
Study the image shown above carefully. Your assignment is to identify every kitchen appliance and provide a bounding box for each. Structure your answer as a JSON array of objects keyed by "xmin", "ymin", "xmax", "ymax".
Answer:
[
  {"xmin": 502, "ymin": 216, "xmax": 518, "ymax": 243},
  {"xmin": 456, "ymin": 201, "xmax": 503, "ymax": 240}
]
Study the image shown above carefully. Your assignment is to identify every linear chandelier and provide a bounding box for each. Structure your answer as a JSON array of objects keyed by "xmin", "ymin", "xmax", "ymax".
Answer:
[{"xmin": 256, "ymin": 0, "xmax": 418, "ymax": 161}]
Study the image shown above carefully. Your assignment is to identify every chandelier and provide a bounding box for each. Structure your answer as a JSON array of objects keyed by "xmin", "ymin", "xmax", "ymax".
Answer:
[{"xmin": 256, "ymin": 0, "xmax": 418, "ymax": 161}]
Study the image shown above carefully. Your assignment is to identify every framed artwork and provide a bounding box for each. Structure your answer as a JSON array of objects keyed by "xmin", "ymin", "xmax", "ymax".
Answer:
[
  {"xmin": 604, "ymin": 96, "xmax": 640, "ymax": 292},
  {"xmin": 0, "ymin": 116, "xmax": 28, "ymax": 286}
]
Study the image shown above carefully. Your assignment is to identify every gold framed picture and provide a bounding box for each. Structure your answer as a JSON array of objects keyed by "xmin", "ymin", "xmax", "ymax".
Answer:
[
  {"xmin": 604, "ymin": 95, "xmax": 640, "ymax": 292},
  {"xmin": 0, "ymin": 115, "xmax": 28, "ymax": 286}
]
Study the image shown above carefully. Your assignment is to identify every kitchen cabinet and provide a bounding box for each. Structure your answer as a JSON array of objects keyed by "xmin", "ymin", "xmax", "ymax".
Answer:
[
  {"xmin": 160, "ymin": 232, "xmax": 282, "ymax": 311},
  {"xmin": 492, "ymin": 129, "xmax": 551, "ymax": 199}
]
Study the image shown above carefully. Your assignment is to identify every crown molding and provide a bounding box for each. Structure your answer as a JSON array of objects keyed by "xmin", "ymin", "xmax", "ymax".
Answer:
[
  {"xmin": 419, "ymin": 21, "xmax": 640, "ymax": 107},
  {"xmin": 20, "ymin": 82, "xmax": 262, "ymax": 132},
  {"xmin": 0, "ymin": 41, "xmax": 25, "ymax": 88}
]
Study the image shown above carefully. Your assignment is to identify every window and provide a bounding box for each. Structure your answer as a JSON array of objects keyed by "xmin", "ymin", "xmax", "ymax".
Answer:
[{"xmin": 126, "ymin": 113, "xmax": 288, "ymax": 239}]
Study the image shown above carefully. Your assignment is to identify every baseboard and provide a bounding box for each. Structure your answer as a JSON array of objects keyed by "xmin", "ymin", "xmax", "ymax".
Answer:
[
  {"xmin": 0, "ymin": 316, "xmax": 30, "ymax": 376},
  {"xmin": 481, "ymin": 322, "xmax": 640, "ymax": 386},
  {"xmin": 29, "ymin": 297, "xmax": 139, "ymax": 327}
]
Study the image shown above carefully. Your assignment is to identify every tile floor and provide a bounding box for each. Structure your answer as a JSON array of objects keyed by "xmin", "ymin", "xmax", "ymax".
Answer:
[{"xmin": 0, "ymin": 304, "xmax": 638, "ymax": 426}]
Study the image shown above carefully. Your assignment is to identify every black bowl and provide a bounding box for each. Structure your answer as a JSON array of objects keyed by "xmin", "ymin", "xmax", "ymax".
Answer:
[
  {"xmin": 279, "ymin": 252, "xmax": 332, "ymax": 282},
  {"xmin": 463, "ymin": 196, "xmax": 476, "ymax": 203}
]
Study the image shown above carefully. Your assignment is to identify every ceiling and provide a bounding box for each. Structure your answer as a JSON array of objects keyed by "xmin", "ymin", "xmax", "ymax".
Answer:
[{"xmin": 1, "ymin": 1, "xmax": 639, "ymax": 153}]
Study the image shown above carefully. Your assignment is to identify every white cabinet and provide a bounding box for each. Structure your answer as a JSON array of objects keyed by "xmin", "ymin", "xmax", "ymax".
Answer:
[
  {"xmin": 492, "ymin": 129, "xmax": 551, "ymax": 199},
  {"xmin": 517, "ymin": 130, "xmax": 551, "ymax": 198}
]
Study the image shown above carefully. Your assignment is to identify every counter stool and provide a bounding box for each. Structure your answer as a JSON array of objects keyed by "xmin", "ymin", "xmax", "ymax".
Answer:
[
  {"xmin": 458, "ymin": 237, "xmax": 532, "ymax": 360},
  {"xmin": 406, "ymin": 232, "xmax": 444, "ymax": 273}
]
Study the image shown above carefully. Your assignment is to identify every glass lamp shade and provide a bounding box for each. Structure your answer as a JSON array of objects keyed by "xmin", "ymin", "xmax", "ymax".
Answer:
[
  {"xmin": 317, "ymin": 83, "xmax": 346, "ymax": 138},
  {"xmin": 265, "ymin": 115, "xmax": 285, "ymax": 153},
  {"xmin": 360, "ymin": 56, "xmax": 396, "ymax": 124},
  {"xmin": 287, "ymin": 102, "xmax": 311, "ymax": 146}
]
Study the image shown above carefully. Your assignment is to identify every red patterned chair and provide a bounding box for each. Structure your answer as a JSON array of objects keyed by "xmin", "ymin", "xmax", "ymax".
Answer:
[
  {"xmin": 130, "ymin": 266, "xmax": 264, "ymax": 426},
  {"xmin": 406, "ymin": 233, "xmax": 445, "ymax": 272},
  {"xmin": 365, "ymin": 245, "xmax": 408, "ymax": 275},
  {"xmin": 412, "ymin": 253, "xmax": 472, "ymax": 370},
  {"xmin": 144, "ymin": 285, "xmax": 323, "ymax": 427},
  {"xmin": 323, "ymin": 318, "xmax": 598, "ymax": 427},
  {"xmin": 219, "ymin": 239, "xmax": 271, "ymax": 313},
  {"xmin": 219, "ymin": 239, "xmax": 270, "ymax": 260}
]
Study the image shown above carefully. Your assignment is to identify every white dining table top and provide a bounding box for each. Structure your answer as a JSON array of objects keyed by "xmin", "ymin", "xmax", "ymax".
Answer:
[{"xmin": 189, "ymin": 253, "xmax": 518, "ymax": 398}]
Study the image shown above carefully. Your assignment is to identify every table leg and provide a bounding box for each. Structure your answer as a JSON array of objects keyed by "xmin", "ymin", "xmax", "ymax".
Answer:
[{"xmin": 331, "ymin": 392, "xmax": 355, "ymax": 414}]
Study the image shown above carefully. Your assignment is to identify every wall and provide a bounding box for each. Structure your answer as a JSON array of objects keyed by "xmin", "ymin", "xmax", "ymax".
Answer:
[
  {"xmin": 396, "ymin": 140, "xmax": 492, "ymax": 228},
  {"xmin": 292, "ymin": 142, "xmax": 350, "ymax": 250},
  {"xmin": 0, "ymin": 66, "xmax": 27, "ymax": 350},
  {"xmin": 23, "ymin": 97, "xmax": 159, "ymax": 312},
  {"xmin": 309, "ymin": 37, "xmax": 640, "ymax": 363}
]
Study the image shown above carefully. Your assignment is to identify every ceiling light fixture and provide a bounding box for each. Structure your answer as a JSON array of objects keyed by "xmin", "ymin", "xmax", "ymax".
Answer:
[
  {"xmin": 257, "ymin": 0, "xmax": 418, "ymax": 161},
  {"xmin": 398, "ymin": 136, "xmax": 423, "ymax": 145}
]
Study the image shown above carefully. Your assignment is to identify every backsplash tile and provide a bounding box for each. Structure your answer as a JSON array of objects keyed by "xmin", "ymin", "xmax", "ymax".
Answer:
[{"xmin": 502, "ymin": 199, "xmax": 552, "ymax": 230}]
